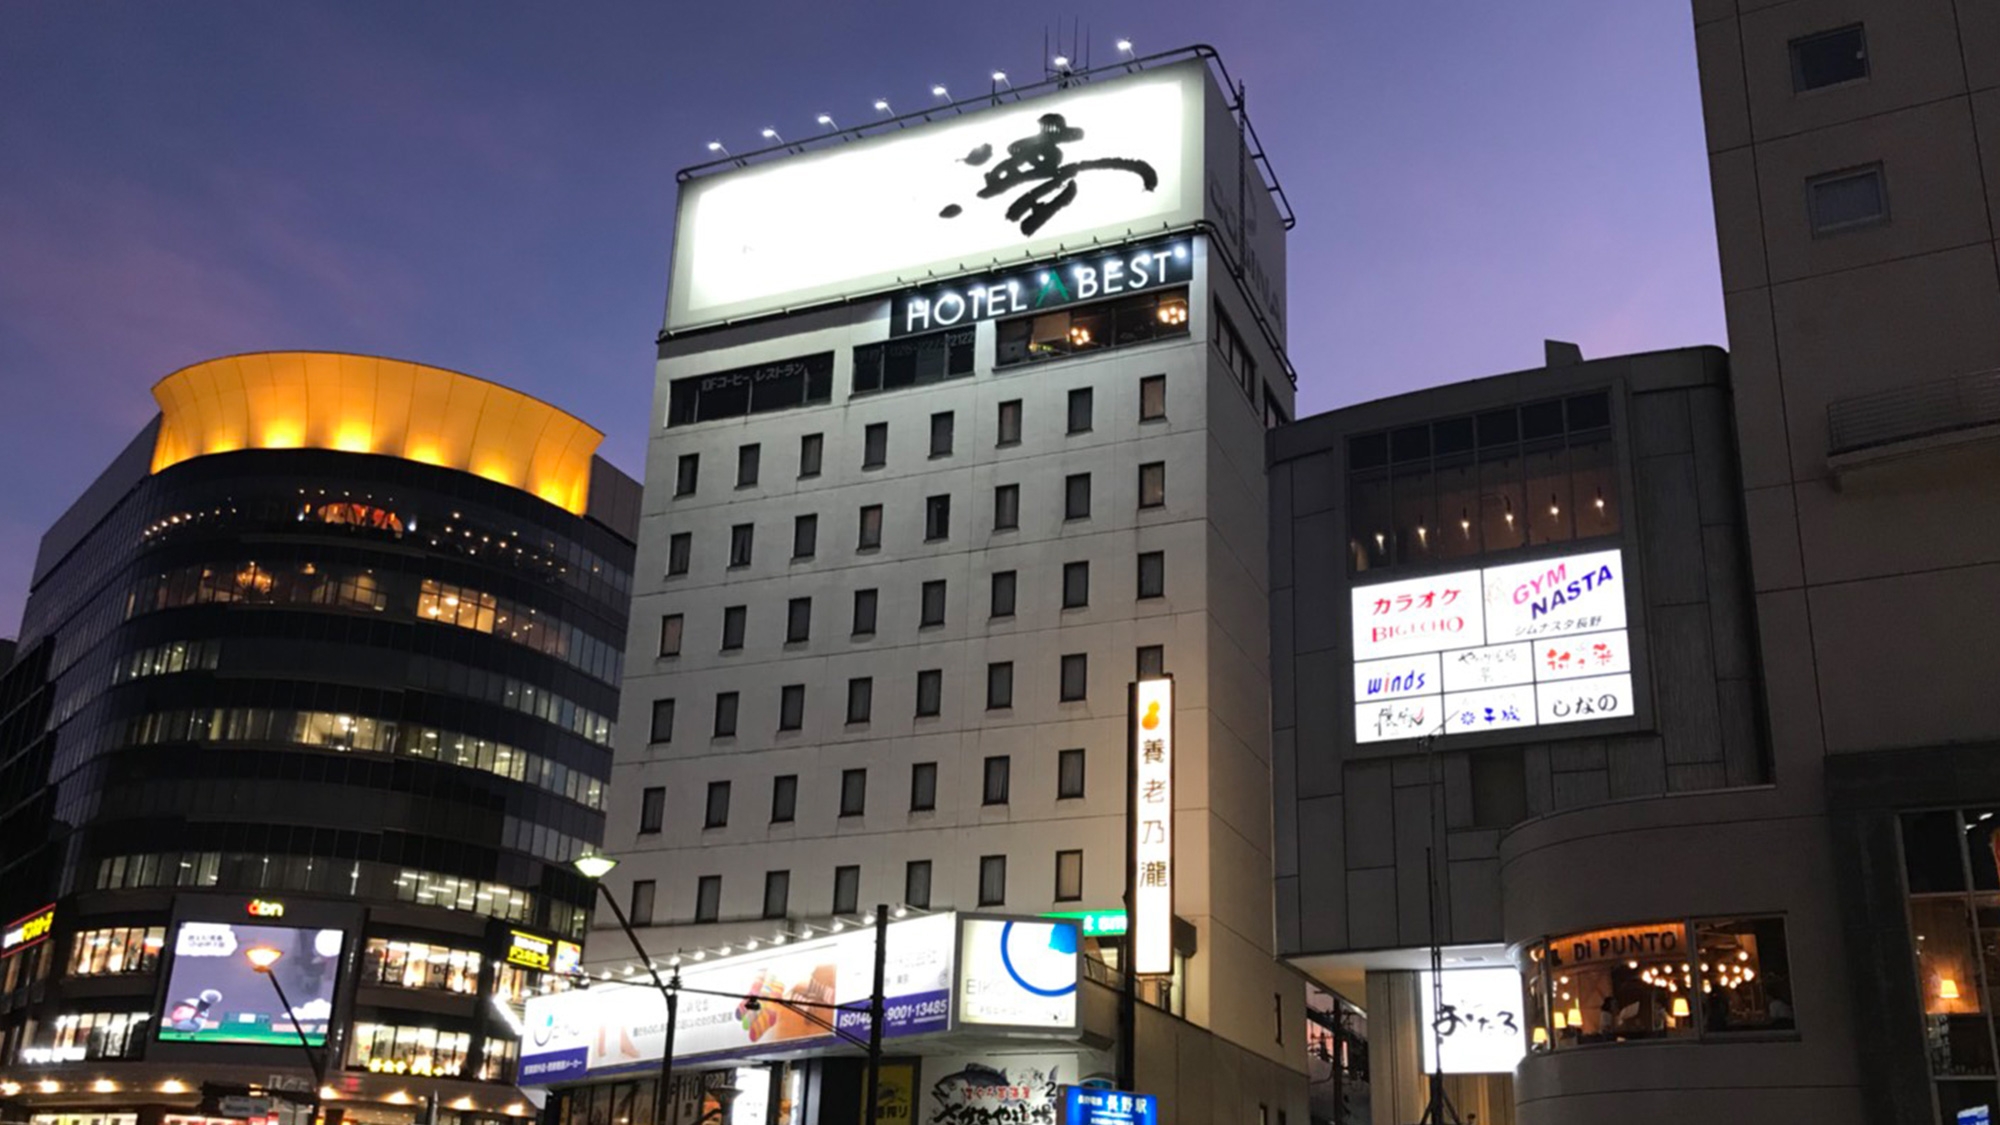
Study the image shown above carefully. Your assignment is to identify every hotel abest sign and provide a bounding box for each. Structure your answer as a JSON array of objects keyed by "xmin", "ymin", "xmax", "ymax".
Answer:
[{"xmin": 890, "ymin": 237, "xmax": 1190, "ymax": 338}]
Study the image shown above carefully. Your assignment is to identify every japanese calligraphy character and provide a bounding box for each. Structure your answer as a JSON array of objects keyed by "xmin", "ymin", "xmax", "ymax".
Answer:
[
  {"xmin": 1140, "ymin": 820, "xmax": 1166, "ymax": 845},
  {"xmin": 1139, "ymin": 861, "xmax": 1169, "ymax": 887},
  {"xmin": 1142, "ymin": 738, "xmax": 1165, "ymax": 764},
  {"xmin": 1142, "ymin": 779, "xmax": 1168, "ymax": 804},
  {"xmin": 937, "ymin": 113, "xmax": 1161, "ymax": 237}
]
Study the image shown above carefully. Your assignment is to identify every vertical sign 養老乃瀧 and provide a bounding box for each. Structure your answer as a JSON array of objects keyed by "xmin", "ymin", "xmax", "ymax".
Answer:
[{"xmin": 1132, "ymin": 678, "xmax": 1174, "ymax": 976}]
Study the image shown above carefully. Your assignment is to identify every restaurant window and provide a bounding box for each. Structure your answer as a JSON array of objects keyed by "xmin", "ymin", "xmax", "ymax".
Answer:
[
  {"xmin": 1901, "ymin": 808, "xmax": 2000, "ymax": 1104},
  {"xmin": 639, "ymin": 787, "xmax": 665, "ymax": 834},
  {"xmin": 911, "ymin": 763, "xmax": 938, "ymax": 812},
  {"xmin": 659, "ymin": 614, "xmax": 683, "ymax": 657},
  {"xmin": 693, "ymin": 877, "xmax": 719, "ymax": 923},
  {"xmin": 667, "ymin": 532, "xmax": 691, "ymax": 576},
  {"xmin": 863, "ymin": 422, "xmax": 888, "ymax": 469},
  {"xmin": 667, "ymin": 353, "xmax": 834, "ymax": 425},
  {"xmin": 930, "ymin": 411, "xmax": 955, "ymax": 457},
  {"xmin": 853, "ymin": 328, "xmax": 976, "ymax": 394},
  {"xmin": 995, "ymin": 287, "xmax": 1191, "ymax": 367},
  {"xmin": 906, "ymin": 861, "xmax": 933, "ymax": 909},
  {"xmin": 997, "ymin": 399, "xmax": 1023, "ymax": 446},
  {"xmin": 737, "ymin": 444, "xmax": 760, "ymax": 488},
  {"xmin": 348, "ymin": 1023, "xmax": 473, "ymax": 1077},
  {"xmin": 799, "ymin": 433, "xmax": 824, "ymax": 478},
  {"xmin": 34, "ymin": 1010, "xmax": 149, "ymax": 1061},
  {"xmin": 779, "ymin": 684, "xmax": 805, "ymax": 731},
  {"xmin": 852, "ymin": 589, "xmax": 878, "ymax": 636},
  {"xmin": 771, "ymin": 775, "xmax": 798, "ymax": 823},
  {"xmin": 359, "ymin": 939, "xmax": 482, "ymax": 994},
  {"xmin": 67, "ymin": 927, "xmax": 165, "ymax": 977},
  {"xmin": 858, "ymin": 504, "xmax": 883, "ymax": 550},
  {"xmin": 994, "ymin": 484, "xmax": 1020, "ymax": 531},
  {"xmin": 991, "ymin": 571, "xmax": 1017, "ymax": 618},
  {"xmin": 833, "ymin": 866, "xmax": 861, "ymax": 915},
  {"xmin": 1140, "ymin": 374, "xmax": 1167, "ymax": 421}
]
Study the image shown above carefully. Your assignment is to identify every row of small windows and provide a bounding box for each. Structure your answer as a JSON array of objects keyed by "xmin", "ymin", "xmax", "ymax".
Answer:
[
  {"xmin": 416, "ymin": 578, "xmax": 623, "ymax": 684},
  {"xmin": 111, "ymin": 638, "xmax": 221, "ymax": 683},
  {"xmin": 1786, "ymin": 23, "xmax": 1890, "ymax": 236},
  {"xmin": 626, "ymin": 850, "xmax": 1084, "ymax": 927},
  {"xmin": 660, "ymin": 558, "xmax": 1166, "ymax": 657},
  {"xmin": 672, "ymin": 376, "xmax": 1168, "ymax": 499}
]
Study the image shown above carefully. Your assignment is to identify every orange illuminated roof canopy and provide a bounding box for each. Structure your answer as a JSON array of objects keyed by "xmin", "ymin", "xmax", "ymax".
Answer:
[{"xmin": 149, "ymin": 352, "xmax": 604, "ymax": 515}]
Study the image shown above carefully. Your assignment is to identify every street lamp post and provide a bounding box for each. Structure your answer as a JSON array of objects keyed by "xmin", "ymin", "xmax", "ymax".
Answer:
[
  {"xmin": 576, "ymin": 855, "xmax": 679, "ymax": 1125},
  {"xmin": 863, "ymin": 904, "xmax": 888, "ymax": 1125},
  {"xmin": 244, "ymin": 946, "xmax": 325, "ymax": 1123}
]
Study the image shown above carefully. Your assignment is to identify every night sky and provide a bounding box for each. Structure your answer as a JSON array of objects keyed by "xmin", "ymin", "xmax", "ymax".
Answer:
[{"xmin": 0, "ymin": 1, "xmax": 1721, "ymax": 634}]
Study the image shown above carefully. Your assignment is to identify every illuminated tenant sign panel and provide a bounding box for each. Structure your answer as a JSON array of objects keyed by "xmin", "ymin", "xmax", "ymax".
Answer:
[{"xmin": 1131, "ymin": 678, "xmax": 1174, "ymax": 976}]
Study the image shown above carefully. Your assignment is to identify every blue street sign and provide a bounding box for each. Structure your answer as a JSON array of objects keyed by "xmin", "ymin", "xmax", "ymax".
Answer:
[{"xmin": 1062, "ymin": 1086, "xmax": 1158, "ymax": 1125}]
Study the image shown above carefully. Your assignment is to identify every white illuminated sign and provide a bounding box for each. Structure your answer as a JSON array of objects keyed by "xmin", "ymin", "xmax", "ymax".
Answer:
[
  {"xmin": 956, "ymin": 918, "xmax": 1080, "ymax": 1029},
  {"xmin": 667, "ymin": 62, "xmax": 1206, "ymax": 331},
  {"xmin": 1132, "ymin": 678, "xmax": 1174, "ymax": 976},
  {"xmin": 1419, "ymin": 968, "xmax": 1527, "ymax": 1074},
  {"xmin": 1351, "ymin": 548, "xmax": 1636, "ymax": 742}
]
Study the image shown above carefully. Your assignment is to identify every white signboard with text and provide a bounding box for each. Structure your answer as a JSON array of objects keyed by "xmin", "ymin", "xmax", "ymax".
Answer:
[
  {"xmin": 1131, "ymin": 678, "xmax": 1174, "ymax": 975},
  {"xmin": 1352, "ymin": 548, "xmax": 1635, "ymax": 742},
  {"xmin": 1419, "ymin": 968, "xmax": 1527, "ymax": 1074},
  {"xmin": 956, "ymin": 918, "xmax": 1080, "ymax": 1030}
]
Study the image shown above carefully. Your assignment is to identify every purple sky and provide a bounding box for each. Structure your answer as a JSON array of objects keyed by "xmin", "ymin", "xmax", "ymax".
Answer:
[{"xmin": 0, "ymin": 1, "xmax": 1722, "ymax": 635}]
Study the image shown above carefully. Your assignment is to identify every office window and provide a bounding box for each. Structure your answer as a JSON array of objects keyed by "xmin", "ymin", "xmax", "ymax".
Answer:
[
  {"xmin": 997, "ymin": 399, "xmax": 1023, "ymax": 446},
  {"xmin": 1060, "ymin": 654, "xmax": 1088, "ymax": 702},
  {"xmin": 916, "ymin": 669, "xmax": 943, "ymax": 717},
  {"xmin": 979, "ymin": 855, "xmax": 1007, "ymax": 906},
  {"xmin": 704, "ymin": 781, "xmax": 731, "ymax": 829},
  {"xmin": 1058, "ymin": 749, "xmax": 1085, "ymax": 799},
  {"xmin": 847, "ymin": 678, "xmax": 873, "ymax": 723},
  {"xmin": 1055, "ymin": 850, "xmax": 1083, "ymax": 901},
  {"xmin": 786, "ymin": 597, "xmax": 812, "ymax": 643},
  {"xmin": 762, "ymin": 871, "xmax": 789, "ymax": 919},
  {"xmin": 1137, "ymin": 551, "xmax": 1165, "ymax": 599},
  {"xmin": 987, "ymin": 662, "xmax": 1014, "ymax": 709},
  {"xmin": 1265, "ymin": 393, "xmax": 1289, "ymax": 430},
  {"xmin": 793, "ymin": 514, "xmax": 818, "ymax": 559},
  {"xmin": 983, "ymin": 756, "xmax": 1011, "ymax": 805},
  {"xmin": 729, "ymin": 523, "xmax": 754, "ymax": 567},
  {"xmin": 833, "ymin": 866, "xmax": 861, "ymax": 914},
  {"xmin": 722, "ymin": 605, "xmax": 747, "ymax": 651},
  {"xmin": 921, "ymin": 579, "xmax": 947, "ymax": 627},
  {"xmin": 1065, "ymin": 473, "xmax": 1091, "ymax": 520},
  {"xmin": 650, "ymin": 699, "xmax": 675, "ymax": 743},
  {"xmin": 930, "ymin": 412, "xmax": 955, "ymax": 457},
  {"xmin": 639, "ymin": 787, "xmax": 666, "ymax": 834},
  {"xmin": 853, "ymin": 589, "xmax": 878, "ymax": 636},
  {"xmin": 858, "ymin": 504, "xmax": 883, "ymax": 550},
  {"xmin": 1791, "ymin": 24, "xmax": 1867, "ymax": 91},
  {"xmin": 991, "ymin": 571, "xmax": 1017, "ymax": 618},
  {"xmin": 658, "ymin": 614, "xmax": 683, "ymax": 657},
  {"xmin": 905, "ymin": 861, "xmax": 932, "ymax": 909},
  {"xmin": 852, "ymin": 328, "xmax": 976, "ymax": 393},
  {"xmin": 911, "ymin": 762, "xmax": 938, "ymax": 812},
  {"xmin": 1139, "ymin": 462, "xmax": 1166, "ymax": 509},
  {"xmin": 996, "ymin": 288, "xmax": 1190, "ymax": 367},
  {"xmin": 675, "ymin": 454, "xmax": 699, "ymax": 497},
  {"xmin": 1068, "ymin": 387, "xmax": 1094, "ymax": 434},
  {"xmin": 1809, "ymin": 165, "xmax": 1888, "ymax": 234},
  {"xmin": 693, "ymin": 876, "xmax": 719, "ymax": 923},
  {"xmin": 840, "ymin": 769, "xmax": 867, "ymax": 816},
  {"xmin": 779, "ymin": 684, "xmax": 805, "ymax": 731},
  {"xmin": 1140, "ymin": 374, "xmax": 1166, "ymax": 421},
  {"xmin": 1063, "ymin": 561, "xmax": 1090, "ymax": 609},
  {"xmin": 1137, "ymin": 645, "xmax": 1165, "ymax": 679},
  {"xmin": 713, "ymin": 692, "xmax": 739, "ymax": 738},
  {"xmin": 863, "ymin": 422, "xmax": 888, "ymax": 469},
  {"xmin": 925, "ymin": 494, "xmax": 951, "ymax": 541},
  {"xmin": 737, "ymin": 444, "xmax": 760, "ymax": 488},
  {"xmin": 799, "ymin": 433, "xmax": 824, "ymax": 478},
  {"xmin": 994, "ymin": 483, "xmax": 1020, "ymax": 531},
  {"xmin": 632, "ymin": 880, "xmax": 658, "ymax": 926},
  {"xmin": 771, "ymin": 775, "xmax": 798, "ymax": 823},
  {"xmin": 1214, "ymin": 305, "xmax": 1256, "ymax": 397},
  {"xmin": 667, "ymin": 532, "xmax": 691, "ymax": 576},
  {"xmin": 669, "ymin": 353, "xmax": 834, "ymax": 424}
]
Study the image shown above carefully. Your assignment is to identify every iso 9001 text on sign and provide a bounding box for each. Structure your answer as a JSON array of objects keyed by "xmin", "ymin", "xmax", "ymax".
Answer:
[
  {"xmin": 1131, "ymin": 678, "xmax": 1174, "ymax": 976},
  {"xmin": 1351, "ymin": 547, "xmax": 1636, "ymax": 743}
]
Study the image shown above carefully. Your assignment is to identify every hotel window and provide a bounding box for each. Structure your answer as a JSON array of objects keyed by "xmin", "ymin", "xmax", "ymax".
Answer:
[
  {"xmin": 1055, "ymin": 850, "xmax": 1084, "ymax": 901},
  {"xmin": 675, "ymin": 454, "xmax": 699, "ymax": 497},
  {"xmin": 67, "ymin": 927, "xmax": 165, "ymax": 977},
  {"xmin": 931, "ymin": 411, "xmax": 955, "ymax": 457},
  {"xmin": 852, "ymin": 588, "xmax": 878, "ymax": 636},
  {"xmin": 667, "ymin": 353, "xmax": 834, "ymax": 425},
  {"xmin": 668, "ymin": 532, "xmax": 691, "ymax": 576},
  {"xmin": 737, "ymin": 443, "xmax": 760, "ymax": 488},
  {"xmin": 833, "ymin": 866, "xmax": 861, "ymax": 914},
  {"xmin": 787, "ymin": 597, "xmax": 812, "ymax": 643},
  {"xmin": 858, "ymin": 504, "xmax": 883, "ymax": 550},
  {"xmin": 1136, "ymin": 645, "xmax": 1165, "ymax": 679},
  {"xmin": 799, "ymin": 433, "xmax": 824, "ymax": 478},
  {"xmin": 639, "ymin": 787, "xmax": 665, "ymax": 834},
  {"xmin": 916, "ymin": 670, "xmax": 943, "ymax": 717},
  {"xmin": 359, "ymin": 939, "xmax": 482, "ymax": 994},
  {"xmin": 991, "ymin": 571, "xmax": 1017, "ymax": 618},
  {"xmin": 920, "ymin": 579, "xmax": 947, "ymax": 627},
  {"xmin": 906, "ymin": 861, "xmax": 933, "ymax": 909},
  {"xmin": 704, "ymin": 781, "xmax": 730, "ymax": 829},
  {"xmin": 771, "ymin": 774, "xmax": 798, "ymax": 823},
  {"xmin": 853, "ymin": 328, "xmax": 976, "ymax": 394},
  {"xmin": 1809, "ymin": 165, "xmax": 1888, "ymax": 234},
  {"xmin": 1139, "ymin": 462, "xmax": 1165, "ymax": 509},
  {"xmin": 863, "ymin": 422, "xmax": 888, "ymax": 469},
  {"xmin": 779, "ymin": 684, "xmax": 805, "ymax": 731},
  {"xmin": 659, "ymin": 614, "xmax": 683, "ymax": 657},
  {"xmin": 1068, "ymin": 387, "xmax": 1094, "ymax": 434},
  {"xmin": 998, "ymin": 399, "xmax": 1023, "ymax": 446},
  {"xmin": 911, "ymin": 762, "xmax": 938, "ymax": 812},
  {"xmin": 721, "ymin": 605, "xmax": 747, "ymax": 651},
  {"xmin": 996, "ymin": 287, "xmax": 1190, "ymax": 367},
  {"xmin": 1213, "ymin": 304, "xmax": 1256, "ymax": 398},
  {"xmin": 979, "ymin": 855, "xmax": 1007, "ymax": 906},
  {"xmin": 763, "ymin": 871, "xmax": 790, "ymax": 919},
  {"xmin": 793, "ymin": 514, "xmax": 818, "ymax": 560},
  {"xmin": 631, "ymin": 879, "xmax": 658, "ymax": 926},
  {"xmin": 649, "ymin": 699, "xmax": 675, "ymax": 744},
  {"xmin": 1058, "ymin": 749, "xmax": 1086, "ymax": 799},
  {"xmin": 712, "ymin": 692, "xmax": 739, "ymax": 738},
  {"xmin": 925, "ymin": 495, "xmax": 951, "ymax": 541},
  {"xmin": 840, "ymin": 768, "xmax": 867, "ymax": 815},
  {"xmin": 988, "ymin": 662, "xmax": 1014, "ymax": 709},
  {"xmin": 1140, "ymin": 374, "xmax": 1167, "ymax": 421},
  {"xmin": 1065, "ymin": 473, "xmax": 1091, "ymax": 520},
  {"xmin": 847, "ymin": 678, "xmax": 873, "ymax": 724},
  {"xmin": 693, "ymin": 876, "xmax": 719, "ymax": 923},
  {"xmin": 1060, "ymin": 654, "xmax": 1088, "ymax": 702},
  {"xmin": 1137, "ymin": 551, "xmax": 1165, "ymax": 599},
  {"xmin": 1063, "ymin": 561, "xmax": 1090, "ymax": 609},
  {"xmin": 994, "ymin": 484, "xmax": 1020, "ymax": 531},
  {"xmin": 984, "ymin": 756, "xmax": 1011, "ymax": 805},
  {"xmin": 729, "ymin": 523, "xmax": 753, "ymax": 567},
  {"xmin": 1791, "ymin": 24, "xmax": 1867, "ymax": 91}
]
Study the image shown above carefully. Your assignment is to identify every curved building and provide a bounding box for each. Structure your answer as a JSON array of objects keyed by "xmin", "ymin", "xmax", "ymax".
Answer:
[{"xmin": 0, "ymin": 353, "xmax": 638, "ymax": 1124}]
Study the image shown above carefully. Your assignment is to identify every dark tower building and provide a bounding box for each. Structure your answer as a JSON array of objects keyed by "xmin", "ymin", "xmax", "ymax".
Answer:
[{"xmin": 0, "ymin": 352, "xmax": 638, "ymax": 1123}]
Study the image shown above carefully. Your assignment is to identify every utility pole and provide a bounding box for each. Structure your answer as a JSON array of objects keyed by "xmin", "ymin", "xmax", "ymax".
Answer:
[{"xmin": 863, "ymin": 903, "xmax": 889, "ymax": 1125}]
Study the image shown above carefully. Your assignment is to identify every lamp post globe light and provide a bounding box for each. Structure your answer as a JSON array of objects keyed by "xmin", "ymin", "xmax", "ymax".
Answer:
[
  {"xmin": 244, "ymin": 946, "xmax": 325, "ymax": 1121},
  {"xmin": 575, "ymin": 854, "xmax": 681, "ymax": 1125}
]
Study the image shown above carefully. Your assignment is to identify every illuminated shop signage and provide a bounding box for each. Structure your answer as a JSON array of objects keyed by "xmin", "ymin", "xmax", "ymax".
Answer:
[
  {"xmin": 1043, "ymin": 909, "xmax": 1127, "ymax": 938},
  {"xmin": 506, "ymin": 930, "xmax": 555, "ymax": 972},
  {"xmin": 1131, "ymin": 678, "xmax": 1175, "ymax": 976},
  {"xmin": 246, "ymin": 899, "xmax": 285, "ymax": 918},
  {"xmin": 890, "ymin": 238, "xmax": 1191, "ymax": 338},
  {"xmin": 1418, "ymin": 969, "xmax": 1526, "ymax": 1074},
  {"xmin": 1548, "ymin": 922, "xmax": 1686, "ymax": 968},
  {"xmin": 2, "ymin": 905, "xmax": 55, "ymax": 956},
  {"xmin": 957, "ymin": 918, "xmax": 1080, "ymax": 1029},
  {"xmin": 1351, "ymin": 547, "xmax": 1636, "ymax": 743},
  {"xmin": 1062, "ymin": 1087, "xmax": 1158, "ymax": 1125}
]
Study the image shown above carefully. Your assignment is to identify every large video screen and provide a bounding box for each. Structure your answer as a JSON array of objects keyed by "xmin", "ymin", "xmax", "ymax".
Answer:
[
  {"xmin": 157, "ymin": 921, "xmax": 346, "ymax": 1047},
  {"xmin": 1352, "ymin": 547, "xmax": 1636, "ymax": 743}
]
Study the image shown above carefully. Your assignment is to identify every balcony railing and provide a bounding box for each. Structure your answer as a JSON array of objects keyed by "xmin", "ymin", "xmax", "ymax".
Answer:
[{"xmin": 1827, "ymin": 368, "xmax": 2000, "ymax": 457}]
